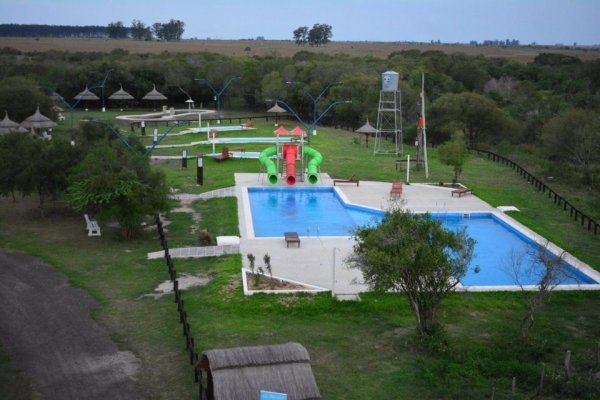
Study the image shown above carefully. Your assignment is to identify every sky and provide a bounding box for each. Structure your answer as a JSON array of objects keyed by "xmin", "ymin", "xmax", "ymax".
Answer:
[{"xmin": 0, "ymin": 0, "xmax": 599, "ymax": 45}]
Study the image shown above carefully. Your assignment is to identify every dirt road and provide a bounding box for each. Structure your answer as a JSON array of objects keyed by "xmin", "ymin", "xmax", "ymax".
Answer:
[{"xmin": 0, "ymin": 251, "xmax": 139, "ymax": 399}]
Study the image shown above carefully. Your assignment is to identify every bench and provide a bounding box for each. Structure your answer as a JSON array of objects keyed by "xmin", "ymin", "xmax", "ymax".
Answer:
[
  {"xmin": 390, "ymin": 180, "xmax": 403, "ymax": 197},
  {"xmin": 333, "ymin": 175, "xmax": 359, "ymax": 186},
  {"xmin": 451, "ymin": 188, "xmax": 473, "ymax": 197},
  {"xmin": 284, "ymin": 232, "xmax": 300, "ymax": 248},
  {"xmin": 84, "ymin": 214, "xmax": 101, "ymax": 237}
]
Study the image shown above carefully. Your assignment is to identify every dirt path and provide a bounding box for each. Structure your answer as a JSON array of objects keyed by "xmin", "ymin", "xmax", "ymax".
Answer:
[{"xmin": 0, "ymin": 251, "xmax": 140, "ymax": 399}]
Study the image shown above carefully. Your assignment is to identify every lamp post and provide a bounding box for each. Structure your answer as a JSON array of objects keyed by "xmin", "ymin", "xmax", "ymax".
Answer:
[
  {"xmin": 275, "ymin": 99, "xmax": 351, "ymax": 145},
  {"xmin": 38, "ymin": 69, "xmax": 112, "ymax": 127},
  {"xmin": 195, "ymin": 76, "xmax": 240, "ymax": 122},
  {"xmin": 286, "ymin": 81, "xmax": 342, "ymax": 136}
]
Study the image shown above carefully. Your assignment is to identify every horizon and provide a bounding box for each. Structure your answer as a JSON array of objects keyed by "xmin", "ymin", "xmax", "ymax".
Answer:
[{"xmin": 0, "ymin": 0, "xmax": 599, "ymax": 46}]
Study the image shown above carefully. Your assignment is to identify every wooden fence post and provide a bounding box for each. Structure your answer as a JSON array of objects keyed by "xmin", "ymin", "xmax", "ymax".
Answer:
[
  {"xmin": 564, "ymin": 350, "xmax": 572, "ymax": 379},
  {"xmin": 511, "ymin": 377, "xmax": 516, "ymax": 395},
  {"xmin": 539, "ymin": 363, "xmax": 545, "ymax": 392}
]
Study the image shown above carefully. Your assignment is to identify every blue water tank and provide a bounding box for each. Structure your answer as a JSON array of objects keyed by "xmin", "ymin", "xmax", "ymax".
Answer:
[{"xmin": 381, "ymin": 70, "xmax": 399, "ymax": 91}]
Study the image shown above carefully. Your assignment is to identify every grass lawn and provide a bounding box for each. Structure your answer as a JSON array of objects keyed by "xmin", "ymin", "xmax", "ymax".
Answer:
[{"xmin": 1, "ymin": 113, "xmax": 599, "ymax": 399}]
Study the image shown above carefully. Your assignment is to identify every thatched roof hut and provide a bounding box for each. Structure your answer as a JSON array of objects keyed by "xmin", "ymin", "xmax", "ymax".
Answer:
[{"xmin": 196, "ymin": 342, "xmax": 321, "ymax": 400}]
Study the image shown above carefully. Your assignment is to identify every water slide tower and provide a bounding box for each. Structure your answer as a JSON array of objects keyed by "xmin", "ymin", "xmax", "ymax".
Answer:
[{"xmin": 374, "ymin": 71, "xmax": 402, "ymax": 155}]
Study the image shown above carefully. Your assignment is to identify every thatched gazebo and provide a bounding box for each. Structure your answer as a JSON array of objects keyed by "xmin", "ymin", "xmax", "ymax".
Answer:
[
  {"xmin": 142, "ymin": 84, "xmax": 167, "ymax": 110},
  {"xmin": 356, "ymin": 118, "xmax": 377, "ymax": 146},
  {"xmin": 196, "ymin": 342, "xmax": 321, "ymax": 400},
  {"xmin": 0, "ymin": 111, "xmax": 24, "ymax": 134},
  {"xmin": 109, "ymin": 85, "xmax": 135, "ymax": 110},
  {"xmin": 267, "ymin": 103, "xmax": 287, "ymax": 125},
  {"xmin": 20, "ymin": 106, "xmax": 57, "ymax": 135}
]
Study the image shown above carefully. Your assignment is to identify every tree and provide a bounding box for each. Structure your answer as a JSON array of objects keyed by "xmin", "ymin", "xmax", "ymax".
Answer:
[
  {"xmin": 67, "ymin": 139, "xmax": 170, "ymax": 239},
  {"xmin": 437, "ymin": 133, "xmax": 469, "ymax": 183},
  {"xmin": 153, "ymin": 20, "xmax": 185, "ymax": 41},
  {"xmin": 347, "ymin": 208, "xmax": 475, "ymax": 337},
  {"xmin": 0, "ymin": 76, "xmax": 55, "ymax": 122},
  {"xmin": 541, "ymin": 109, "xmax": 600, "ymax": 186},
  {"xmin": 107, "ymin": 21, "xmax": 128, "ymax": 39},
  {"xmin": 307, "ymin": 24, "xmax": 332, "ymax": 46},
  {"xmin": 130, "ymin": 19, "xmax": 151, "ymax": 41},
  {"xmin": 293, "ymin": 26, "xmax": 308, "ymax": 45},
  {"xmin": 429, "ymin": 92, "xmax": 517, "ymax": 147},
  {"xmin": 504, "ymin": 242, "xmax": 575, "ymax": 340}
]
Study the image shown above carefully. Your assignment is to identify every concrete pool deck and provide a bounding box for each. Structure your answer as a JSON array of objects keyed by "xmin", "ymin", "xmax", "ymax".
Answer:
[{"xmin": 233, "ymin": 173, "xmax": 600, "ymax": 296}]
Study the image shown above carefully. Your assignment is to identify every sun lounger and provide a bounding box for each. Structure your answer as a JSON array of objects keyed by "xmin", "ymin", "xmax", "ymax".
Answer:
[
  {"xmin": 390, "ymin": 180, "xmax": 403, "ymax": 197},
  {"xmin": 333, "ymin": 175, "xmax": 359, "ymax": 186},
  {"xmin": 84, "ymin": 214, "xmax": 101, "ymax": 237},
  {"xmin": 284, "ymin": 232, "xmax": 300, "ymax": 248},
  {"xmin": 214, "ymin": 148, "xmax": 230, "ymax": 161}
]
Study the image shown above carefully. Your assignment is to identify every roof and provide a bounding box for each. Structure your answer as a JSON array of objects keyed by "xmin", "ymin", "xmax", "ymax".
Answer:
[
  {"xmin": 0, "ymin": 110, "xmax": 22, "ymax": 134},
  {"xmin": 267, "ymin": 104, "xmax": 287, "ymax": 113},
  {"xmin": 142, "ymin": 84, "xmax": 167, "ymax": 100},
  {"xmin": 109, "ymin": 86, "xmax": 134, "ymax": 100},
  {"xmin": 273, "ymin": 125, "xmax": 290, "ymax": 135},
  {"xmin": 356, "ymin": 119, "xmax": 377, "ymax": 133},
  {"xmin": 199, "ymin": 343, "xmax": 321, "ymax": 400},
  {"xmin": 74, "ymin": 87, "xmax": 100, "ymax": 101},
  {"xmin": 20, "ymin": 106, "xmax": 57, "ymax": 129}
]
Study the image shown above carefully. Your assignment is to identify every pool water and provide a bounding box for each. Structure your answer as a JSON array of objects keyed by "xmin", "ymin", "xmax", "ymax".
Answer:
[{"xmin": 247, "ymin": 187, "xmax": 598, "ymax": 287}]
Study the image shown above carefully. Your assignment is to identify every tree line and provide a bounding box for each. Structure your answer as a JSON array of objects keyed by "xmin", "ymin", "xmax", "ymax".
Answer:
[
  {"xmin": 0, "ymin": 20, "xmax": 185, "ymax": 41},
  {"xmin": 0, "ymin": 24, "xmax": 108, "ymax": 38},
  {"xmin": 0, "ymin": 46, "xmax": 598, "ymax": 190},
  {"xmin": 293, "ymin": 24, "xmax": 333, "ymax": 46}
]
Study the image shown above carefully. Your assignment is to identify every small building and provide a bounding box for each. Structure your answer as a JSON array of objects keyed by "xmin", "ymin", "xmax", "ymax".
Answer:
[{"xmin": 196, "ymin": 342, "xmax": 321, "ymax": 400}]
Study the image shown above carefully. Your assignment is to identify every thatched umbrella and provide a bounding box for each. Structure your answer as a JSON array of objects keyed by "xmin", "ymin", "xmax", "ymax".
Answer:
[
  {"xmin": 142, "ymin": 84, "xmax": 167, "ymax": 110},
  {"xmin": 196, "ymin": 343, "xmax": 321, "ymax": 400},
  {"xmin": 74, "ymin": 86, "xmax": 100, "ymax": 101},
  {"xmin": 356, "ymin": 118, "xmax": 377, "ymax": 146},
  {"xmin": 109, "ymin": 85, "xmax": 135, "ymax": 110},
  {"xmin": 74, "ymin": 86, "xmax": 100, "ymax": 111},
  {"xmin": 0, "ymin": 111, "xmax": 24, "ymax": 134},
  {"xmin": 267, "ymin": 103, "xmax": 287, "ymax": 125},
  {"xmin": 21, "ymin": 106, "xmax": 57, "ymax": 135}
]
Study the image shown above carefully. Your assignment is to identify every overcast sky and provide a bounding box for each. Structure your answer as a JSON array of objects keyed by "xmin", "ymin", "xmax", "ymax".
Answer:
[{"xmin": 1, "ymin": 0, "xmax": 598, "ymax": 45}]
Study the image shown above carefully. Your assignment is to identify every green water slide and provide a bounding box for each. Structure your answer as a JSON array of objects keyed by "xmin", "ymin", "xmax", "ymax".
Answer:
[
  {"xmin": 259, "ymin": 146, "xmax": 278, "ymax": 184},
  {"xmin": 303, "ymin": 146, "xmax": 323, "ymax": 184}
]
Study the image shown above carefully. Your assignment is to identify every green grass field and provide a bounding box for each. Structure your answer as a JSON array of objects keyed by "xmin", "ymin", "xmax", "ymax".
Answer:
[{"xmin": 1, "ymin": 112, "xmax": 599, "ymax": 399}]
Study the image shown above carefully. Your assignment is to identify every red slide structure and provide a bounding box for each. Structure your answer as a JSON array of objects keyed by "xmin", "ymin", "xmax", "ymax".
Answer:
[{"xmin": 283, "ymin": 144, "xmax": 298, "ymax": 185}]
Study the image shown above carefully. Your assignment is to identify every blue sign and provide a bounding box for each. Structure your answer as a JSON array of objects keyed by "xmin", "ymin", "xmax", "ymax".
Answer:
[{"xmin": 260, "ymin": 390, "xmax": 287, "ymax": 400}]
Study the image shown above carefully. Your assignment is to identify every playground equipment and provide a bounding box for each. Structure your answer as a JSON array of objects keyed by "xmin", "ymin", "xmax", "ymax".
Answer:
[{"xmin": 258, "ymin": 125, "xmax": 323, "ymax": 185}]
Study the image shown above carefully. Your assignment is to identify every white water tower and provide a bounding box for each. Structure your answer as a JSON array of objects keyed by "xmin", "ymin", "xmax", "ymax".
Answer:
[{"xmin": 374, "ymin": 71, "xmax": 402, "ymax": 155}]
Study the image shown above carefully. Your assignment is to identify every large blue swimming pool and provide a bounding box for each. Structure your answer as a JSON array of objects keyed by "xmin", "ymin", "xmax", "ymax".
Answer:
[{"xmin": 247, "ymin": 187, "xmax": 598, "ymax": 287}]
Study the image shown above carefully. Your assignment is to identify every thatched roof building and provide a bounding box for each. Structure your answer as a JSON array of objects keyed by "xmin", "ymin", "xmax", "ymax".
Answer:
[{"xmin": 196, "ymin": 342, "xmax": 321, "ymax": 400}]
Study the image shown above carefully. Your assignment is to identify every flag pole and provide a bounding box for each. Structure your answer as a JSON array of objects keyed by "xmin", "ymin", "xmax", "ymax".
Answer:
[{"xmin": 421, "ymin": 72, "xmax": 429, "ymax": 178}]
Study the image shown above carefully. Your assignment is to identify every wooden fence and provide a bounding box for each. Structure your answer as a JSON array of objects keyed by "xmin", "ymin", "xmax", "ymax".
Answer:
[
  {"xmin": 473, "ymin": 149, "xmax": 599, "ymax": 235},
  {"xmin": 154, "ymin": 215, "xmax": 206, "ymax": 399}
]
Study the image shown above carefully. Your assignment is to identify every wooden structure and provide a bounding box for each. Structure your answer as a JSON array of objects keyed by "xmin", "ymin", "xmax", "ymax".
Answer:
[
  {"xmin": 333, "ymin": 175, "xmax": 359, "ymax": 186},
  {"xmin": 196, "ymin": 342, "xmax": 321, "ymax": 400},
  {"xmin": 451, "ymin": 188, "xmax": 473, "ymax": 197},
  {"xmin": 215, "ymin": 148, "xmax": 231, "ymax": 161},
  {"xmin": 284, "ymin": 232, "xmax": 301, "ymax": 248},
  {"xmin": 390, "ymin": 180, "xmax": 403, "ymax": 197}
]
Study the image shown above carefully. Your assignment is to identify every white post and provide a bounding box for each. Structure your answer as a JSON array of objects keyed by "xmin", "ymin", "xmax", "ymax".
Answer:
[
  {"xmin": 198, "ymin": 113, "xmax": 201, "ymax": 129},
  {"xmin": 406, "ymin": 155, "xmax": 410, "ymax": 183},
  {"xmin": 153, "ymin": 128, "xmax": 158, "ymax": 144},
  {"xmin": 332, "ymin": 248, "xmax": 337, "ymax": 297},
  {"xmin": 207, "ymin": 122, "xmax": 210, "ymax": 141}
]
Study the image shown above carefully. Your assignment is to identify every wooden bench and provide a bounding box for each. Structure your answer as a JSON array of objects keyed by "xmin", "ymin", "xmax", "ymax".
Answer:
[
  {"xmin": 390, "ymin": 180, "xmax": 403, "ymax": 197},
  {"xmin": 333, "ymin": 175, "xmax": 359, "ymax": 186},
  {"xmin": 84, "ymin": 214, "xmax": 101, "ymax": 237},
  {"xmin": 451, "ymin": 188, "xmax": 473, "ymax": 197},
  {"xmin": 284, "ymin": 232, "xmax": 300, "ymax": 248}
]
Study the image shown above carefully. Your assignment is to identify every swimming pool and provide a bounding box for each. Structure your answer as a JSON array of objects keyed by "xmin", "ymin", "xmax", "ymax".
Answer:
[{"xmin": 247, "ymin": 187, "xmax": 598, "ymax": 287}]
